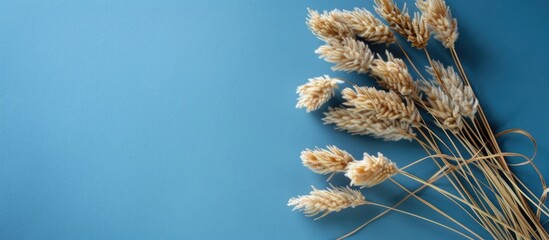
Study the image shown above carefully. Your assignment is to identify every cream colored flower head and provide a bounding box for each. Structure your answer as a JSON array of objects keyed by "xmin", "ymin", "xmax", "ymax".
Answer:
[
  {"xmin": 288, "ymin": 186, "xmax": 366, "ymax": 219},
  {"xmin": 306, "ymin": 9, "xmax": 354, "ymax": 42},
  {"xmin": 370, "ymin": 51, "xmax": 418, "ymax": 97},
  {"xmin": 301, "ymin": 145, "xmax": 355, "ymax": 175},
  {"xmin": 426, "ymin": 60, "xmax": 478, "ymax": 118},
  {"xmin": 333, "ymin": 8, "xmax": 395, "ymax": 44},
  {"xmin": 296, "ymin": 75, "xmax": 343, "ymax": 112},
  {"xmin": 341, "ymin": 86, "xmax": 421, "ymax": 127},
  {"xmin": 345, "ymin": 152, "xmax": 398, "ymax": 187},
  {"xmin": 417, "ymin": 0, "xmax": 458, "ymax": 48},
  {"xmin": 315, "ymin": 37, "xmax": 374, "ymax": 74},
  {"xmin": 323, "ymin": 107, "xmax": 416, "ymax": 141},
  {"xmin": 419, "ymin": 80, "xmax": 464, "ymax": 132}
]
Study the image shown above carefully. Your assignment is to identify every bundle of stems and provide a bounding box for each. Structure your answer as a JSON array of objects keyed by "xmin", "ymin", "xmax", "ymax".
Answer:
[{"xmin": 288, "ymin": 0, "xmax": 549, "ymax": 239}]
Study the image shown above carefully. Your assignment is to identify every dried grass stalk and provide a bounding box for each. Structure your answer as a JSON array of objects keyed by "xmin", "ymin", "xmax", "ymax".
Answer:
[
  {"xmin": 417, "ymin": 0, "xmax": 458, "ymax": 48},
  {"xmin": 288, "ymin": 186, "xmax": 366, "ymax": 218},
  {"xmin": 315, "ymin": 37, "xmax": 374, "ymax": 74},
  {"xmin": 370, "ymin": 51, "xmax": 419, "ymax": 96},
  {"xmin": 301, "ymin": 146, "xmax": 355, "ymax": 175},
  {"xmin": 296, "ymin": 75, "xmax": 342, "ymax": 112},
  {"xmin": 345, "ymin": 152, "xmax": 398, "ymax": 187}
]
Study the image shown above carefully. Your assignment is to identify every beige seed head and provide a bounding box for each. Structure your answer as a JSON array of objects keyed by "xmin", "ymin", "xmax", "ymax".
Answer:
[
  {"xmin": 333, "ymin": 8, "xmax": 395, "ymax": 44},
  {"xmin": 416, "ymin": 0, "xmax": 430, "ymax": 13},
  {"xmin": 370, "ymin": 51, "xmax": 419, "ymax": 97},
  {"xmin": 300, "ymin": 146, "xmax": 355, "ymax": 175},
  {"xmin": 411, "ymin": 12, "xmax": 431, "ymax": 49},
  {"xmin": 374, "ymin": 0, "xmax": 413, "ymax": 38},
  {"xmin": 374, "ymin": 0, "xmax": 427, "ymax": 49},
  {"xmin": 420, "ymin": 80, "xmax": 463, "ymax": 132},
  {"xmin": 323, "ymin": 107, "xmax": 415, "ymax": 141},
  {"xmin": 306, "ymin": 9, "xmax": 354, "ymax": 42},
  {"xmin": 288, "ymin": 186, "xmax": 366, "ymax": 218},
  {"xmin": 426, "ymin": 61, "xmax": 478, "ymax": 118},
  {"xmin": 345, "ymin": 152, "xmax": 398, "ymax": 187},
  {"xmin": 315, "ymin": 37, "xmax": 374, "ymax": 74},
  {"xmin": 341, "ymin": 86, "xmax": 420, "ymax": 127},
  {"xmin": 417, "ymin": 0, "xmax": 458, "ymax": 48},
  {"xmin": 296, "ymin": 75, "xmax": 343, "ymax": 112}
]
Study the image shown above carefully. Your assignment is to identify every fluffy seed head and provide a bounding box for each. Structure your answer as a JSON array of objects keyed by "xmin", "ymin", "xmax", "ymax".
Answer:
[
  {"xmin": 315, "ymin": 37, "xmax": 374, "ymax": 74},
  {"xmin": 296, "ymin": 75, "xmax": 343, "ymax": 112},
  {"xmin": 411, "ymin": 12, "xmax": 431, "ymax": 49},
  {"xmin": 420, "ymin": 80, "xmax": 463, "ymax": 132},
  {"xmin": 288, "ymin": 186, "xmax": 366, "ymax": 218},
  {"xmin": 417, "ymin": 0, "xmax": 458, "ymax": 48},
  {"xmin": 426, "ymin": 61, "xmax": 478, "ymax": 118},
  {"xmin": 345, "ymin": 153, "xmax": 398, "ymax": 187},
  {"xmin": 300, "ymin": 146, "xmax": 355, "ymax": 175},
  {"xmin": 374, "ymin": 0, "xmax": 427, "ymax": 49},
  {"xmin": 416, "ymin": 0, "xmax": 430, "ymax": 12},
  {"xmin": 374, "ymin": 0, "xmax": 413, "ymax": 38},
  {"xmin": 370, "ymin": 51, "xmax": 419, "ymax": 96},
  {"xmin": 323, "ymin": 107, "xmax": 415, "ymax": 141},
  {"xmin": 341, "ymin": 86, "xmax": 420, "ymax": 127},
  {"xmin": 333, "ymin": 8, "xmax": 395, "ymax": 44},
  {"xmin": 307, "ymin": 9, "xmax": 354, "ymax": 42}
]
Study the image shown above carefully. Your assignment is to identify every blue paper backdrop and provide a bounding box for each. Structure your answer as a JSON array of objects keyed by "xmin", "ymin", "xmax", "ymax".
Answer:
[{"xmin": 1, "ymin": 0, "xmax": 549, "ymax": 239}]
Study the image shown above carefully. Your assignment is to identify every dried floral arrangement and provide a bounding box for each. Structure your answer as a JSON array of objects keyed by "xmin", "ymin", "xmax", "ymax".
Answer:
[{"xmin": 288, "ymin": 0, "xmax": 549, "ymax": 239}]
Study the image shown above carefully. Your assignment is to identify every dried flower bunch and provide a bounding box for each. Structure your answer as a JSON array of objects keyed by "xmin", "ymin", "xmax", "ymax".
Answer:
[{"xmin": 290, "ymin": 0, "xmax": 549, "ymax": 239}]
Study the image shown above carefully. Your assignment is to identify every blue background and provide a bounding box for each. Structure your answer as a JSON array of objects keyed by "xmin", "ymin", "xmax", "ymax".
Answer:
[{"xmin": 1, "ymin": 0, "xmax": 548, "ymax": 239}]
